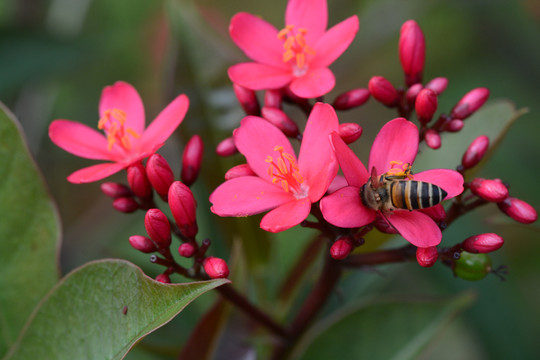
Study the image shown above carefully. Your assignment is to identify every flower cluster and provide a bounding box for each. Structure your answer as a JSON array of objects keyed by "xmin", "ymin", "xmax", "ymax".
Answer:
[
  {"xmin": 49, "ymin": 81, "xmax": 228, "ymax": 281},
  {"xmin": 43, "ymin": 0, "xmax": 539, "ymax": 357},
  {"xmin": 49, "ymin": 0, "xmax": 537, "ymax": 286}
]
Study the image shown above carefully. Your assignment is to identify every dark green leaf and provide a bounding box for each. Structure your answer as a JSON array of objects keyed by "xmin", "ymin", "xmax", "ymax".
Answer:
[
  {"xmin": 293, "ymin": 292, "xmax": 475, "ymax": 360},
  {"xmin": 0, "ymin": 103, "xmax": 60, "ymax": 357},
  {"xmin": 4, "ymin": 259, "xmax": 228, "ymax": 360}
]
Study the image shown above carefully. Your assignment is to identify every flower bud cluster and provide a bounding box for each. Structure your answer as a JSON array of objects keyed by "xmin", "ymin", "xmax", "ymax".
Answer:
[
  {"xmin": 96, "ymin": 141, "xmax": 229, "ymax": 282},
  {"xmin": 356, "ymin": 20, "xmax": 492, "ymax": 151}
]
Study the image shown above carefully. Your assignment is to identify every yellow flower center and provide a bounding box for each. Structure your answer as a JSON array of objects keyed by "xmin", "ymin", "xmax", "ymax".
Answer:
[
  {"xmin": 265, "ymin": 146, "xmax": 305, "ymax": 195},
  {"xmin": 98, "ymin": 108, "xmax": 140, "ymax": 151},
  {"xmin": 277, "ymin": 25, "xmax": 316, "ymax": 76}
]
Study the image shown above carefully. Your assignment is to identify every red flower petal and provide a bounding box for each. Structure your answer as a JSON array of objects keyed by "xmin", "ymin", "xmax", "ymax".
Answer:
[
  {"xmin": 368, "ymin": 118, "xmax": 418, "ymax": 175},
  {"xmin": 138, "ymin": 94, "xmax": 188, "ymax": 152},
  {"xmin": 99, "ymin": 81, "xmax": 145, "ymax": 135},
  {"xmin": 327, "ymin": 174, "xmax": 348, "ymax": 194},
  {"xmin": 387, "ymin": 211, "xmax": 442, "ymax": 247},
  {"xmin": 228, "ymin": 63, "xmax": 293, "ymax": 91},
  {"xmin": 210, "ymin": 176, "xmax": 294, "ymax": 217},
  {"xmin": 298, "ymin": 103, "xmax": 339, "ymax": 201},
  {"xmin": 320, "ymin": 186, "xmax": 376, "ymax": 228},
  {"xmin": 66, "ymin": 162, "xmax": 126, "ymax": 184},
  {"xmin": 285, "ymin": 0, "xmax": 327, "ymax": 42},
  {"xmin": 330, "ymin": 132, "xmax": 369, "ymax": 188},
  {"xmin": 229, "ymin": 12, "xmax": 285, "ymax": 68},
  {"xmin": 260, "ymin": 197, "xmax": 312, "ymax": 232},
  {"xmin": 311, "ymin": 16, "xmax": 359, "ymax": 68},
  {"xmin": 413, "ymin": 169, "xmax": 464, "ymax": 199},
  {"xmin": 289, "ymin": 67, "xmax": 335, "ymax": 98},
  {"xmin": 49, "ymin": 120, "xmax": 119, "ymax": 161},
  {"xmin": 234, "ymin": 116, "xmax": 296, "ymax": 180}
]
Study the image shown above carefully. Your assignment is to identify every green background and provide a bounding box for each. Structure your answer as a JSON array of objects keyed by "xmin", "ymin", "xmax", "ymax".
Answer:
[{"xmin": 0, "ymin": 0, "xmax": 539, "ymax": 358}]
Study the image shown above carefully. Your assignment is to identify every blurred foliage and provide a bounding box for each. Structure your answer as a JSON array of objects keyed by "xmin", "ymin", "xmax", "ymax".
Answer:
[{"xmin": 0, "ymin": 0, "xmax": 539, "ymax": 359}]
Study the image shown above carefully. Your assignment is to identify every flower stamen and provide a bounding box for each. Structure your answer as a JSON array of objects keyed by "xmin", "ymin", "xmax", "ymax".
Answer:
[
  {"xmin": 98, "ymin": 108, "xmax": 140, "ymax": 151},
  {"xmin": 385, "ymin": 161, "xmax": 413, "ymax": 179},
  {"xmin": 277, "ymin": 25, "xmax": 316, "ymax": 76},
  {"xmin": 265, "ymin": 146, "xmax": 305, "ymax": 195}
]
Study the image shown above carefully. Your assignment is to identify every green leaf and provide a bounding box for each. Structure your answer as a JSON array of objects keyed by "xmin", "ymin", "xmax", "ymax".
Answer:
[
  {"xmin": 293, "ymin": 292, "xmax": 476, "ymax": 360},
  {"xmin": 0, "ymin": 103, "xmax": 60, "ymax": 357},
  {"xmin": 3, "ymin": 259, "xmax": 229, "ymax": 360},
  {"xmin": 414, "ymin": 100, "xmax": 527, "ymax": 174}
]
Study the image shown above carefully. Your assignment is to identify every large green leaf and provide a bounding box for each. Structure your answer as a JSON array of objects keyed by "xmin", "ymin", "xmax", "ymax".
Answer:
[
  {"xmin": 292, "ymin": 292, "xmax": 475, "ymax": 360},
  {"xmin": 3, "ymin": 259, "xmax": 228, "ymax": 360},
  {"xmin": 0, "ymin": 103, "xmax": 60, "ymax": 357}
]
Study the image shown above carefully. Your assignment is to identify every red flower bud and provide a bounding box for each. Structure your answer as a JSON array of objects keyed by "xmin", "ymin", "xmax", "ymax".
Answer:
[
  {"xmin": 416, "ymin": 246, "xmax": 438, "ymax": 267},
  {"xmin": 405, "ymin": 83, "xmax": 423, "ymax": 105},
  {"xmin": 146, "ymin": 154, "xmax": 174, "ymax": 200},
  {"xmin": 127, "ymin": 163, "xmax": 153, "ymax": 199},
  {"xmin": 424, "ymin": 129, "xmax": 441, "ymax": 149},
  {"xmin": 233, "ymin": 83, "xmax": 260, "ymax": 115},
  {"xmin": 332, "ymin": 88, "xmax": 370, "ymax": 110},
  {"xmin": 461, "ymin": 135, "xmax": 489, "ymax": 169},
  {"xmin": 261, "ymin": 106, "xmax": 299, "ymax": 138},
  {"xmin": 368, "ymin": 76, "xmax": 400, "ymax": 107},
  {"xmin": 425, "ymin": 77, "xmax": 448, "ymax": 95},
  {"xmin": 415, "ymin": 88, "xmax": 438, "ymax": 124},
  {"xmin": 282, "ymin": 85, "xmax": 310, "ymax": 105},
  {"xmin": 155, "ymin": 273, "xmax": 171, "ymax": 283},
  {"xmin": 168, "ymin": 181, "xmax": 198, "ymax": 237},
  {"xmin": 330, "ymin": 237, "xmax": 353, "ymax": 260},
  {"xmin": 101, "ymin": 182, "xmax": 132, "ymax": 198},
  {"xmin": 470, "ymin": 178, "xmax": 508, "ymax": 202},
  {"xmin": 216, "ymin": 136, "xmax": 237, "ymax": 157},
  {"xmin": 444, "ymin": 119, "xmax": 464, "ymax": 132},
  {"xmin": 203, "ymin": 257, "xmax": 229, "ymax": 279},
  {"xmin": 462, "ymin": 233, "xmax": 504, "ymax": 254},
  {"xmin": 181, "ymin": 135, "xmax": 204, "ymax": 187},
  {"xmin": 129, "ymin": 235, "xmax": 157, "ymax": 253},
  {"xmin": 144, "ymin": 209, "xmax": 171, "ymax": 247},
  {"xmin": 399, "ymin": 20, "xmax": 425, "ymax": 86},
  {"xmin": 224, "ymin": 164, "xmax": 256, "ymax": 180},
  {"xmin": 497, "ymin": 197, "xmax": 537, "ymax": 224},
  {"xmin": 451, "ymin": 87, "xmax": 490, "ymax": 120},
  {"xmin": 264, "ymin": 89, "xmax": 282, "ymax": 109},
  {"xmin": 338, "ymin": 123, "xmax": 363, "ymax": 144},
  {"xmin": 178, "ymin": 242, "xmax": 196, "ymax": 258},
  {"xmin": 112, "ymin": 197, "xmax": 139, "ymax": 213}
]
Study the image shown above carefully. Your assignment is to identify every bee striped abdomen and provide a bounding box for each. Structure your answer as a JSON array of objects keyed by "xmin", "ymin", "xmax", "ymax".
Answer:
[{"xmin": 390, "ymin": 180, "xmax": 447, "ymax": 210}]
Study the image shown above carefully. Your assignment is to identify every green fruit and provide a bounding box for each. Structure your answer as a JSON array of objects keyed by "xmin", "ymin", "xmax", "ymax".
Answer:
[{"xmin": 453, "ymin": 252, "xmax": 492, "ymax": 281}]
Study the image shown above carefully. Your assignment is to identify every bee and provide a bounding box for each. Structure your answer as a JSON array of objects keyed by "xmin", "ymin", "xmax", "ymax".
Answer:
[{"xmin": 360, "ymin": 163, "xmax": 447, "ymax": 212}]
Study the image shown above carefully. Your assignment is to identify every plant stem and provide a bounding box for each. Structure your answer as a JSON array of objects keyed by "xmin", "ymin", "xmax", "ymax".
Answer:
[
  {"xmin": 342, "ymin": 245, "xmax": 416, "ymax": 267},
  {"xmin": 216, "ymin": 284, "xmax": 289, "ymax": 339},
  {"xmin": 272, "ymin": 251, "xmax": 343, "ymax": 359}
]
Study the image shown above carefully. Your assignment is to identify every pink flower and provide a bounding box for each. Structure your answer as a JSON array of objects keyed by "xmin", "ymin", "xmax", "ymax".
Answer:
[
  {"xmin": 320, "ymin": 118, "xmax": 463, "ymax": 247},
  {"xmin": 210, "ymin": 103, "xmax": 339, "ymax": 232},
  {"xmin": 228, "ymin": 0, "xmax": 359, "ymax": 99},
  {"xmin": 49, "ymin": 81, "xmax": 189, "ymax": 183}
]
